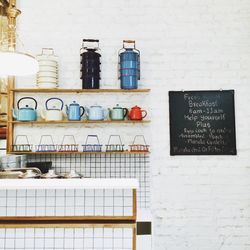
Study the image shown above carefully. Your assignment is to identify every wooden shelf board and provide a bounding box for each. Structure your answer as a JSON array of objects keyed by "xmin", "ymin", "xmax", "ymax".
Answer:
[
  {"xmin": 10, "ymin": 88, "xmax": 150, "ymax": 93},
  {"xmin": 0, "ymin": 223, "xmax": 136, "ymax": 229},
  {"xmin": 9, "ymin": 151, "xmax": 150, "ymax": 155},
  {"xmin": 9, "ymin": 120, "xmax": 150, "ymax": 124},
  {"xmin": 0, "ymin": 216, "xmax": 135, "ymax": 222}
]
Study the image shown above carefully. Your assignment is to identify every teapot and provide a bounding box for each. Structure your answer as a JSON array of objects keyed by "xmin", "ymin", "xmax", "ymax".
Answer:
[
  {"xmin": 128, "ymin": 105, "xmax": 147, "ymax": 120},
  {"xmin": 66, "ymin": 101, "xmax": 85, "ymax": 121},
  {"xmin": 109, "ymin": 104, "xmax": 128, "ymax": 121},
  {"xmin": 13, "ymin": 97, "xmax": 37, "ymax": 121},
  {"xmin": 41, "ymin": 97, "xmax": 64, "ymax": 121},
  {"xmin": 86, "ymin": 105, "xmax": 107, "ymax": 121}
]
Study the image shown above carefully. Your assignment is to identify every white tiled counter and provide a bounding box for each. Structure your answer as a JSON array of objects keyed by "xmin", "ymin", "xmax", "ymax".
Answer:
[{"xmin": 0, "ymin": 178, "xmax": 138, "ymax": 250}]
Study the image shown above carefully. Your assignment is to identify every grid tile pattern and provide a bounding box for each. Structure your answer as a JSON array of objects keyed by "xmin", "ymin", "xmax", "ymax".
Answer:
[
  {"xmin": 27, "ymin": 153, "xmax": 150, "ymax": 208},
  {"xmin": 0, "ymin": 189, "xmax": 133, "ymax": 217},
  {"xmin": 0, "ymin": 227, "xmax": 133, "ymax": 250}
]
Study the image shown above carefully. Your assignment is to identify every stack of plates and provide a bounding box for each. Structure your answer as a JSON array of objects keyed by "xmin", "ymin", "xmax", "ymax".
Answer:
[{"xmin": 36, "ymin": 48, "xmax": 58, "ymax": 88}]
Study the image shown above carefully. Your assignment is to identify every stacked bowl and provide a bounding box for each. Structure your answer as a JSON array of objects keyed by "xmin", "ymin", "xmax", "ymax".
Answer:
[
  {"xmin": 36, "ymin": 48, "xmax": 58, "ymax": 88},
  {"xmin": 80, "ymin": 39, "xmax": 101, "ymax": 89},
  {"xmin": 118, "ymin": 40, "xmax": 140, "ymax": 89}
]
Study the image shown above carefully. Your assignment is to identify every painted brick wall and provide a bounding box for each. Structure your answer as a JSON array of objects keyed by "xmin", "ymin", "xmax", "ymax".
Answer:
[{"xmin": 15, "ymin": 0, "xmax": 250, "ymax": 249}]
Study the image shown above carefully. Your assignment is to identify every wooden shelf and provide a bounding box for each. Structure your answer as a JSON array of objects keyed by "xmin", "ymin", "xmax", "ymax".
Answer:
[
  {"xmin": 0, "ymin": 92, "xmax": 7, "ymax": 95},
  {"xmin": 9, "ymin": 120, "xmax": 150, "ymax": 124},
  {"xmin": 10, "ymin": 88, "xmax": 150, "ymax": 93},
  {"xmin": 9, "ymin": 151, "xmax": 150, "ymax": 155}
]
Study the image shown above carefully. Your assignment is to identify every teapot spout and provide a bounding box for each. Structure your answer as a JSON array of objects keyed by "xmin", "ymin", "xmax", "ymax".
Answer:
[
  {"xmin": 12, "ymin": 109, "xmax": 18, "ymax": 120},
  {"xmin": 40, "ymin": 109, "xmax": 46, "ymax": 120}
]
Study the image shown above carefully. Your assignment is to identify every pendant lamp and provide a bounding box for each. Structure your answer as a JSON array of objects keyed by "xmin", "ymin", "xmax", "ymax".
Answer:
[{"xmin": 0, "ymin": 3, "xmax": 38, "ymax": 76}]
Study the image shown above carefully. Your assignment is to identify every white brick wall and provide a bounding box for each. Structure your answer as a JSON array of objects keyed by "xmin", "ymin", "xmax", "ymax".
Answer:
[{"xmin": 15, "ymin": 0, "xmax": 250, "ymax": 249}]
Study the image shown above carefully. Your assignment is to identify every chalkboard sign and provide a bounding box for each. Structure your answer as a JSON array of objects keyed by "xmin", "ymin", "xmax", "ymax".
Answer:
[{"xmin": 169, "ymin": 90, "xmax": 236, "ymax": 155}]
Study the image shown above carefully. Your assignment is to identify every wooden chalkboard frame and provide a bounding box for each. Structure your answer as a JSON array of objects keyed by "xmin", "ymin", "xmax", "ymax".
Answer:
[{"xmin": 169, "ymin": 90, "xmax": 237, "ymax": 156}]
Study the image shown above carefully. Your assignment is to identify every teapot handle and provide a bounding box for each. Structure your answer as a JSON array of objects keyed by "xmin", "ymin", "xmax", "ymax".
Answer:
[
  {"xmin": 141, "ymin": 110, "xmax": 147, "ymax": 119},
  {"xmin": 80, "ymin": 106, "xmax": 85, "ymax": 117},
  {"xmin": 17, "ymin": 97, "xmax": 37, "ymax": 110},
  {"xmin": 45, "ymin": 97, "xmax": 64, "ymax": 110},
  {"xmin": 123, "ymin": 108, "xmax": 128, "ymax": 118}
]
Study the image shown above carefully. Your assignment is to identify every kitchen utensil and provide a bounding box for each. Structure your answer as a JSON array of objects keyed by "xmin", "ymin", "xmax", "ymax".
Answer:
[
  {"xmin": 13, "ymin": 97, "xmax": 37, "ymax": 121},
  {"xmin": 41, "ymin": 169, "xmax": 60, "ymax": 179},
  {"xmin": 41, "ymin": 97, "xmax": 64, "ymax": 121},
  {"xmin": 128, "ymin": 105, "xmax": 147, "ymax": 120},
  {"xmin": 36, "ymin": 135, "xmax": 57, "ymax": 152},
  {"xmin": 12, "ymin": 135, "xmax": 33, "ymax": 152},
  {"xmin": 80, "ymin": 39, "xmax": 101, "ymax": 89},
  {"xmin": 0, "ymin": 170, "xmax": 23, "ymax": 179},
  {"xmin": 86, "ymin": 105, "xmax": 107, "ymax": 121},
  {"xmin": 0, "ymin": 168, "xmax": 41, "ymax": 179},
  {"xmin": 66, "ymin": 101, "xmax": 85, "ymax": 121},
  {"xmin": 129, "ymin": 135, "xmax": 150, "ymax": 152},
  {"xmin": 105, "ymin": 135, "xmax": 125, "ymax": 152},
  {"xmin": 82, "ymin": 135, "xmax": 102, "ymax": 152},
  {"xmin": 62, "ymin": 170, "xmax": 82, "ymax": 179},
  {"xmin": 26, "ymin": 161, "xmax": 52, "ymax": 174},
  {"xmin": 58, "ymin": 135, "xmax": 79, "ymax": 152},
  {"xmin": 118, "ymin": 40, "xmax": 140, "ymax": 89},
  {"xmin": 109, "ymin": 104, "xmax": 128, "ymax": 120},
  {"xmin": 19, "ymin": 168, "xmax": 41, "ymax": 179}
]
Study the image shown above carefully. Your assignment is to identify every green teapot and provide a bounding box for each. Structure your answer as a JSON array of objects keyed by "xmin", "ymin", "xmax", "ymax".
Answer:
[{"xmin": 109, "ymin": 104, "xmax": 128, "ymax": 121}]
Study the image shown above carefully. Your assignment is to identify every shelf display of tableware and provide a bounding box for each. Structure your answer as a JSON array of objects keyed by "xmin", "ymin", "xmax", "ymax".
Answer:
[
  {"xmin": 105, "ymin": 135, "xmax": 125, "ymax": 152},
  {"xmin": 66, "ymin": 101, "xmax": 85, "ymax": 121},
  {"xmin": 41, "ymin": 97, "xmax": 64, "ymax": 121},
  {"xmin": 36, "ymin": 135, "xmax": 57, "ymax": 152},
  {"xmin": 128, "ymin": 105, "xmax": 147, "ymax": 120},
  {"xmin": 118, "ymin": 40, "xmax": 140, "ymax": 89},
  {"xmin": 82, "ymin": 135, "xmax": 102, "ymax": 152},
  {"xmin": 129, "ymin": 135, "xmax": 150, "ymax": 152},
  {"xmin": 36, "ymin": 48, "xmax": 58, "ymax": 88},
  {"xmin": 80, "ymin": 39, "xmax": 101, "ymax": 89},
  {"xmin": 13, "ymin": 97, "xmax": 38, "ymax": 121},
  {"xmin": 109, "ymin": 104, "xmax": 128, "ymax": 121},
  {"xmin": 58, "ymin": 135, "xmax": 79, "ymax": 152},
  {"xmin": 12, "ymin": 135, "xmax": 33, "ymax": 152}
]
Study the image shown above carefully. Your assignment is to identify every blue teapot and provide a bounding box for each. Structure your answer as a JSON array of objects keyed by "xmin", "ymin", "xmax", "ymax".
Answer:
[
  {"xmin": 86, "ymin": 105, "xmax": 107, "ymax": 120},
  {"xmin": 66, "ymin": 101, "xmax": 85, "ymax": 121},
  {"xmin": 13, "ymin": 97, "xmax": 37, "ymax": 121}
]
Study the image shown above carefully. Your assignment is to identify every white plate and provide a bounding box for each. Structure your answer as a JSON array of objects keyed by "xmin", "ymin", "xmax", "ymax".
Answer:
[
  {"xmin": 37, "ymin": 82, "xmax": 58, "ymax": 88},
  {"xmin": 39, "ymin": 65, "xmax": 58, "ymax": 72},
  {"xmin": 37, "ymin": 76, "xmax": 58, "ymax": 82},
  {"xmin": 38, "ymin": 60, "xmax": 58, "ymax": 67},
  {"xmin": 37, "ymin": 71, "xmax": 58, "ymax": 77}
]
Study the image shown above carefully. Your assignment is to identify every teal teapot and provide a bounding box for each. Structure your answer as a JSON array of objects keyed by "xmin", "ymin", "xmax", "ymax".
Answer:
[
  {"xmin": 13, "ymin": 97, "xmax": 37, "ymax": 121},
  {"xmin": 109, "ymin": 104, "xmax": 128, "ymax": 120}
]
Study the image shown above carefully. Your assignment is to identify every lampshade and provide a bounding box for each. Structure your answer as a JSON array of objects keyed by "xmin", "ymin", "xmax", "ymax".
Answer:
[{"xmin": 0, "ymin": 51, "xmax": 39, "ymax": 76}]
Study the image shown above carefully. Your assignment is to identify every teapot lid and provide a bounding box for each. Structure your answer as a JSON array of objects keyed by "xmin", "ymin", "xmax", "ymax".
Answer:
[
  {"xmin": 20, "ymin": 105, "xmax": 34, "ymax": 110},
  {"xmin": 90, "ymin": 104, "xmax": 102, "ymax": 108},
  {"xmin": 132, "ymin": 105, "xmax": 141, "ymax": 109},
  {"xmin": 113, "ymin": 104, "xmax": 122, "ymax": 109},
  {"xmin": 48, "ymin": 105, "xmax": 61, "ymax": 111},
  {"xmin": 70, "ymin": 101, "xmax": 79, "ymax": 106}
]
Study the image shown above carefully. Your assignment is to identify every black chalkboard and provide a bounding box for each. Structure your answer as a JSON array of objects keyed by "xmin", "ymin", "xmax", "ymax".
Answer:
[{"xmin": 169, "ymin": 90, "xmax": 236, "ymax": 155}]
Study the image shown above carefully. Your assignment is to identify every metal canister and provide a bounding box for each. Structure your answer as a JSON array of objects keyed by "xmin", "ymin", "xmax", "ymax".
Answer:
[
  {"xmin": 80, "ymin": 39, "xmax": 101, "ymax": 89},
  {"xmin": 118, "ymin": 40, "xmax": 140, "ymax": 89}
]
